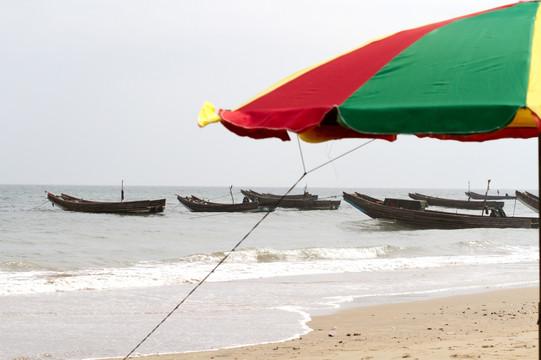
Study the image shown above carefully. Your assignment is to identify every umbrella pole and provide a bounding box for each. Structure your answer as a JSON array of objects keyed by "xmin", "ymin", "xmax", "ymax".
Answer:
[{"xmin": 538, "ymin": 134, "xmax": 540, "ymax": 353}]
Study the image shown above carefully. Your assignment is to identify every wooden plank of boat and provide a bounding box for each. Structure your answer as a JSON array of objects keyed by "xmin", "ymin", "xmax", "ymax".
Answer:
[
  {"xmin": 515, "ymin": 190, "xmax": 539, "ymax": 213},
  {"xmin": 409, "ymin": 192, "xmax": 504, "ymax": 210},
  {"xmin": 242, "ymin": 189, "xmax": 318, "ymax": 200},
  {"xmin": 343, "ymin": 192, "xmax": 538, "ymax": 229},
  {"xmin": 384, "ymin": 197, "xmax": 427, "ymax": 210},
  {"xmin": 176, "ymin": 195, "xmax": 273, "ymax": 213},
  {"xmin": 261, "ymin": 192, "xmax": 318, "ymax": 200},
  {"xmin": 241, "ymin": 189, "xmax": 340, "ymax": 210},
  {"xmin": 465, "ymin": 191, "xmax": 516, "ymax": 200},
  {"xmin": 46, "ymin": 192, "xmax": 166, "ymax": 214}
]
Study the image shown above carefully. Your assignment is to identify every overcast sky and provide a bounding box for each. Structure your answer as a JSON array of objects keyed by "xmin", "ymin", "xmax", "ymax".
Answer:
[{"xmin": 0, "ymin": 0, "xmax": 536, "ymax": 191}]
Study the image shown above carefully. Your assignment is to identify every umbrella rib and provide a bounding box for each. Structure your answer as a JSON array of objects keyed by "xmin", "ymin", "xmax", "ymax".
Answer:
[{"xmin": 297, "ymin": 135, "xmax": 307, "ymax": 174}]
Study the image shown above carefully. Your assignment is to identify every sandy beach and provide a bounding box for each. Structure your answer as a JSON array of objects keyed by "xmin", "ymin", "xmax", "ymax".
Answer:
[{"xmin": 129, "ymin": 287, "xmax": 538, "ymax": 360}]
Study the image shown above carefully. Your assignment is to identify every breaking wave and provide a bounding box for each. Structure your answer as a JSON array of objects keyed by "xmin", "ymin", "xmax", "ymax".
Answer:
[{"xmin": 0, "ymin": 244, "xmax": 535, "ymax": 296}]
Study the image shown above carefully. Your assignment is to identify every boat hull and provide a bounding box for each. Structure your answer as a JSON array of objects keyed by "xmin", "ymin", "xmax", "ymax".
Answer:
[
  {"xmin": 344, "ymin": 192, "xmax": 538, "ymax": 229},
  {"xmin": 177, "ymin": 195, "xmax": 273, "ymax": 213},
  {"xmin": 241, "ymin": 190, "xmax": 340, "ymax": 210},
  {"xmin": 515, "ymin": 190, "xmax": 539, "ymax": 213},
  {"xmin": 47, "ymin": 193, "xmax": 165, "ymax": 214},
  {"xmin": 465, "ymin": 191, "xmax": 516, "ymax": 200}
]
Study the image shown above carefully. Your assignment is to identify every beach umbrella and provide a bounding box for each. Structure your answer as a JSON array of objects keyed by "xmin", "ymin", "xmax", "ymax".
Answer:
[
  {"xmin": 199, "ymin": 1, "xmax": 540, "ymax": 143},
  {"xmin": 198, "ymin": 0, "xmax": 541, "ymax": 334}
]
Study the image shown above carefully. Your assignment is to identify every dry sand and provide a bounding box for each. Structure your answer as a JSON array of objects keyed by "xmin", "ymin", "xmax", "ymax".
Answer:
[{"xmin": 130, "ymin": 287, "xmax": 538, "ymax": 360}]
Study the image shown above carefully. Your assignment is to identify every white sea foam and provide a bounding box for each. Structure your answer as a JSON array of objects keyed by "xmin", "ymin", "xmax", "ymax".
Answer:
[{"xmin": 1, "ymin": 244, "xmax": 536, "ymax": 296}]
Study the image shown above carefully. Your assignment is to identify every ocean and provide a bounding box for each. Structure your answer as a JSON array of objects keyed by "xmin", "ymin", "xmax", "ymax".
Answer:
[{"xmin": 0, "ymin": 184, "xmax": 538, "ymax": 360}]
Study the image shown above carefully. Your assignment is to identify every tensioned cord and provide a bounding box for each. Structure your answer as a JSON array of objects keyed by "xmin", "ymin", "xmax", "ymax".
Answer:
[
  {"xmin": 306, "ymin": 139, "xmax": 375, "ymax": 175},
  {"xmin": 122, "ymin": 174, "xmax": 307, "ymax": 360},
  {"xmin": 27, "ymin": 200, "xmax": 51, "ymax": 211},
  {"xmin": 187, "ymin": 211, "xmax": 234, "ymax": 219},
  {"xmin": 122, "ymin": 138, "xmax": 376, "ymax": 359}
]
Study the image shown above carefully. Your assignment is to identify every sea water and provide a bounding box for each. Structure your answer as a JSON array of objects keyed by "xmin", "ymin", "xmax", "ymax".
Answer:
[{"xmin": 0, "ymin": 185, "xmax": 538, "ymax": 360}]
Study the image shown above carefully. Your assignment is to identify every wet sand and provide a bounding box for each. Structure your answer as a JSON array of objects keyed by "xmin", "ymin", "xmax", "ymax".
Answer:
[{"xmin": 128, "ymin": 287, "xmax": 538, "ymax": 360}]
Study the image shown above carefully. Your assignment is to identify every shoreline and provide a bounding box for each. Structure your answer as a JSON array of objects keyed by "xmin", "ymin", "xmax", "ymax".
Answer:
[{"xmin": 126, "ymin": 286, "xmax": 539, "ymax": 360}]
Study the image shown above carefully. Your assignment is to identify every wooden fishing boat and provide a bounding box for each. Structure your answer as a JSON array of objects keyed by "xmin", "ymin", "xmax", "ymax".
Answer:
[
  {"xmin": 46, "ymin": 192, "xmax": 166, "ymax": 214},
  {"xmin": 515, "ymin": 190, "xmax": 539, "ymax": 213},
  {"xmin": 465, "ymin": 191, "xmax": 516, "ymax": 200},
  {"xmin": 343, "ymin": 192, "xmax": 538, "ymax": 229},
  {"xmin": 408, "ymin": 192, "xmax": 504, "ymax": 210},
  {"xmin": 177, "ymin": 195, "xmax": 273, "ymax": 213},
  {"xmin": 241, "ymin": 189, "xmax": 340, "ymax": 210}
]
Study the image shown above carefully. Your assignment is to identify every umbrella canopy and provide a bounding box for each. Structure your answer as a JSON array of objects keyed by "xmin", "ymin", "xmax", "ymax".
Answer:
[{"xmin": 199, "ymin": 1, "xmax": 541, "ymax": 143}]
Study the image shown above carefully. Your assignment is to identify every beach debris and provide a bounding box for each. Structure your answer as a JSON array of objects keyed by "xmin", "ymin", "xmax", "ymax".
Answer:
[{"xmin": 328, "ymin": 330, "xmax": 337, "ymax": 337}]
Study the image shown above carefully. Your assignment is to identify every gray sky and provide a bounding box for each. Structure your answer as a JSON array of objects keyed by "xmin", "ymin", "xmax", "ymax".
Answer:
[{"xmin": 1, "ymin": 0, "xmax": 536, "ymax": 190}]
